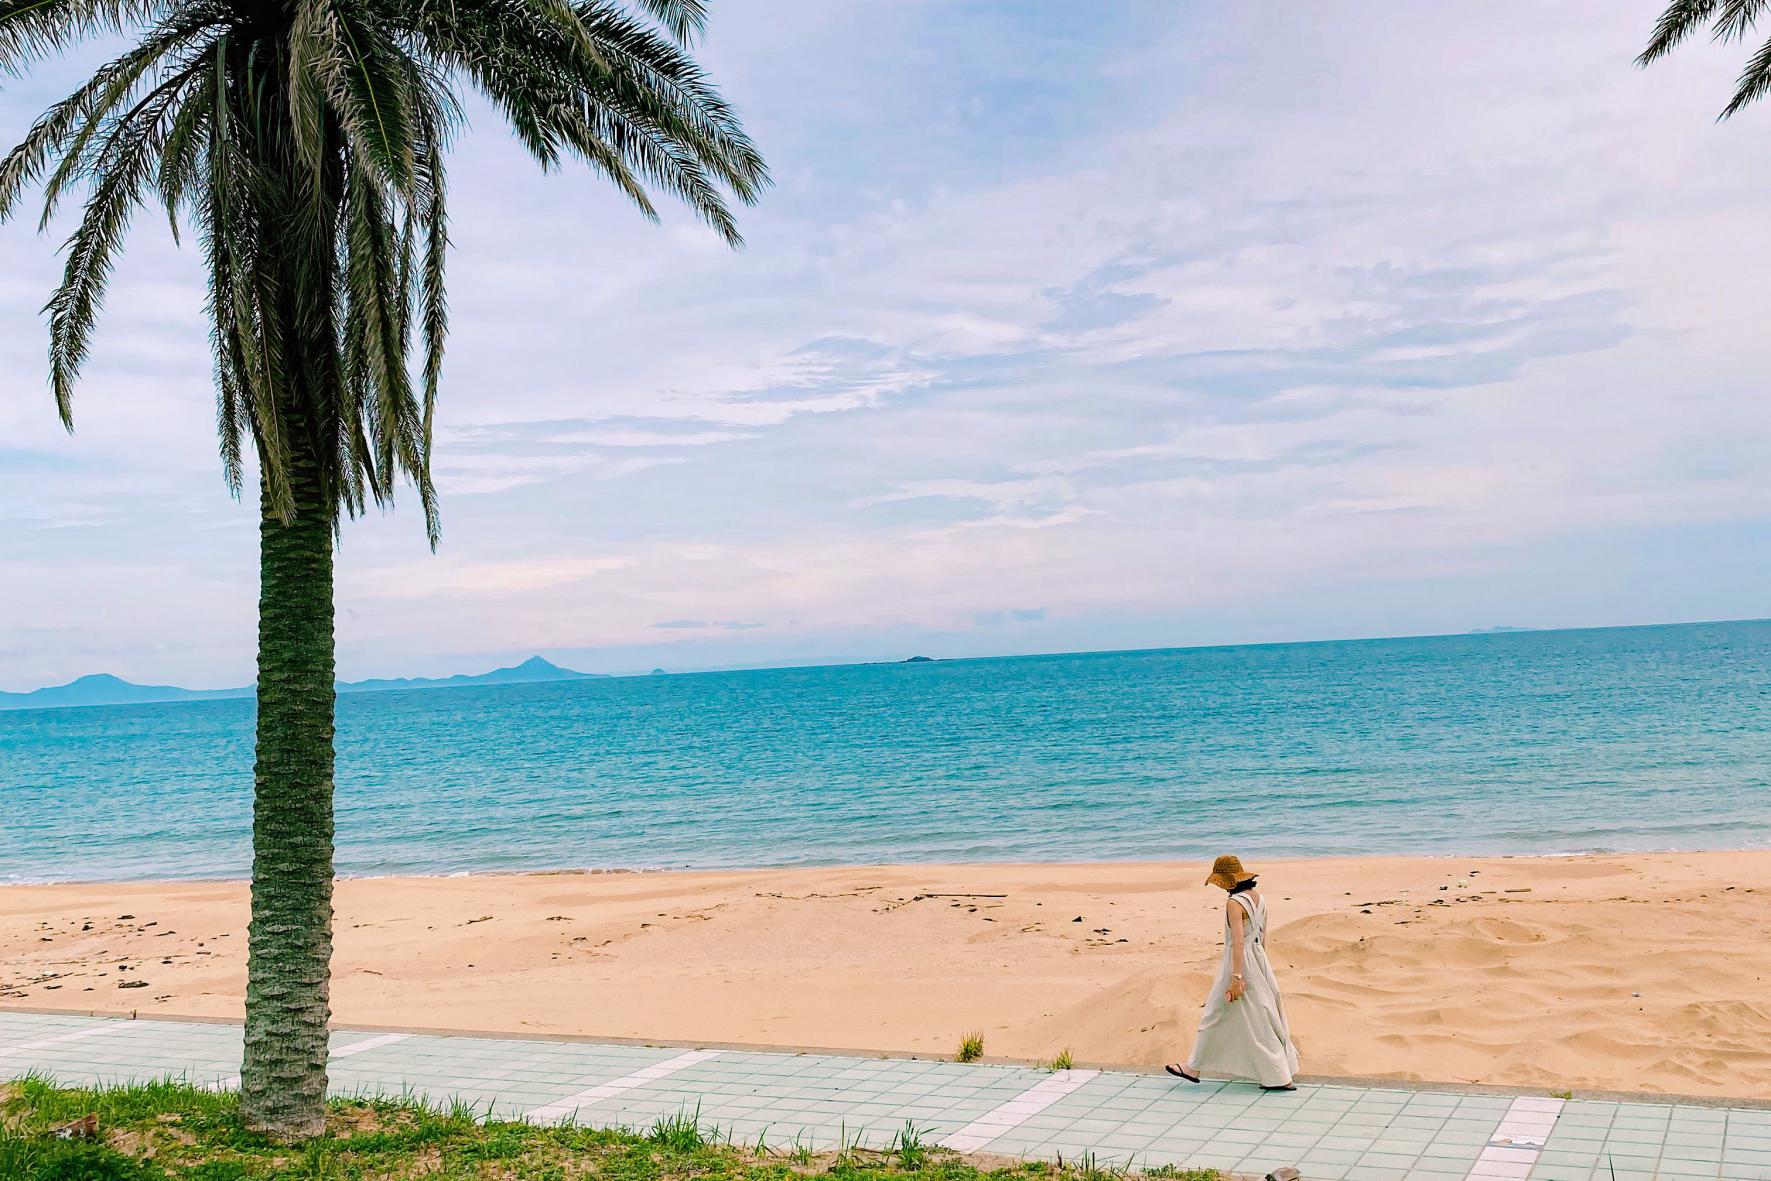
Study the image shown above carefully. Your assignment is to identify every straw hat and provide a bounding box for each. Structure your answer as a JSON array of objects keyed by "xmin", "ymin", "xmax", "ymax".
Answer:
[{"xmin": 1205, "ymin": 854, "xmax": 1256, "ymax": 890}]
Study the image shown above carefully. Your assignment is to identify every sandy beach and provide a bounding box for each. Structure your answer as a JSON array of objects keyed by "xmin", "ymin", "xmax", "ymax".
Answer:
[{"xmin": 4, "ymin": 852, "xmax": 1770, "ymax": 1100}]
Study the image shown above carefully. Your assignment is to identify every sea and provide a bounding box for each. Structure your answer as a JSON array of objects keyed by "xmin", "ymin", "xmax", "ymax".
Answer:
[{"xmin": 4, "ymin": 620, "xmax": 1770, "ymax": 884}]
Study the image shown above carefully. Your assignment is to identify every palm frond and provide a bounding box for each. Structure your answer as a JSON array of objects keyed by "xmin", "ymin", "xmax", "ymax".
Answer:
[
  {"xmin": 631, "ymin": 0, "xmax": 705, "ymax": 44},
  {"xmin": 326, "ymin": 9, "xmax": 419, "ymax": 191},
  {"xmin": 285, "ymin": 0, "xmax": 331, "ymax": 175},
  {"xmin": 575, "ymin": 0, "xmax": 768, "ymax": 200},
  {"xmin": 154, "ymin": 64, "xmax": 212, "ymax": 240},
  {"xmin": 0, "ymin": 0, "xmax": 167, "ymax": 74},
  {"xmin": 1721, "ymin": 30, "xmax": 1771, "ymax": 114},
  {"xmin": 1639, "ymin": 0, "xmax": 1720, "ymax": 64},
  {"xmin": 43, "ymin": 54, "xmax": 199, "ymax": 425},
  {"xmin": 1, "ymin": 11, "xmax": 214, "ymax": 223},
  {"xmin": 1715, "ymin": 0, "xmax": 1769, "ymax": 43}
]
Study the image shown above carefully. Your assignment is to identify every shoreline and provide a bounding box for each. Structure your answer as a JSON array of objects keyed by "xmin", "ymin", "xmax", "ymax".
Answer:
[
  {"xmin": 8, "ymin": 841, "xmax": 1771, "ymax": 889},
  {"xmin": 7, "ymin": 851, "xmax": 1771, "ymax": 1100}
]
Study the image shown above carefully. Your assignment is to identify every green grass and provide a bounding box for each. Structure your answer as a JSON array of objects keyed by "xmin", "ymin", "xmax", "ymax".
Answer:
[
  {"xmin": 889, "ymin": 1122, "xmax": 927, "ymax": 1170},
  {"xmin": 648, "ymin": 1106, "xmax": 706, "ymax": 1151},
  {"xmin": 0, "ymin": 1078, "xmax": 1220, "ymax": 1181},
  {"xmin": 955, "ymin": 1034, "xmax": 984, "ymax": 1063},
  {"xmin": 1046, "ymin": 1050, "xmax": 1074, "ymax": 1072}
]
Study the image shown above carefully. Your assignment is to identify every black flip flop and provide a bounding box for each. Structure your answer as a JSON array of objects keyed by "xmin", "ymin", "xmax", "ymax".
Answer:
[
  {"xmin": 1164, "ymin": 1064, "xmax": 1200, "ymax": 1083},
  {"xmin": 1261, "ymin": 1083, "xmax": 1298, "ymax": 1092}
]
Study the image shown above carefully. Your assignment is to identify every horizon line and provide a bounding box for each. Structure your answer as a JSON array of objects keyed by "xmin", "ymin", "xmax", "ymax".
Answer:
[
  {"xmin": 634, "ymin": 613, "xmax": 1769, "ymax": 680},
  {"xmin": 6, "ymin": 614, "xmax": 1767, "ymax": 699}
]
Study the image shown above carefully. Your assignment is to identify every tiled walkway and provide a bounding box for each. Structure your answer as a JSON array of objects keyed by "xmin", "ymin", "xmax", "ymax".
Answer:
[{"xmin": 4, "ymin": 1011, "xmax": 1770, "ymax": 1181}]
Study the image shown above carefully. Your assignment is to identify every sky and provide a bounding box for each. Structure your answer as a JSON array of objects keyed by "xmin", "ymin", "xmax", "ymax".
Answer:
[{"xmin": 3, "ymin": 0, "xmax": 1771, "ymax": 689}]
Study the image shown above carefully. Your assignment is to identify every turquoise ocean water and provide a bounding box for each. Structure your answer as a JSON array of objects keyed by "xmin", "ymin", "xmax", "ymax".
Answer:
[{"xmin": 4, "ymin": 620, "xmax": 1770, "ymax": 883}]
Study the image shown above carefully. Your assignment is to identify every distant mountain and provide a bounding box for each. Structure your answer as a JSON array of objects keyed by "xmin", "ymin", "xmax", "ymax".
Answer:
[
  {"xmin": 0, "ymin": 656, "xmax": 604, "ymax": 711},
  {"xmin": 342, "ymin": 656, "xmax": 603, "ymax": 693},
  {"xmin": 1468, "ymin": 626, "xmax": 1538, "ymax": 634},
  {"xmin": 0, "ymin": 673, "xmax": 246, "ymax": 711}
]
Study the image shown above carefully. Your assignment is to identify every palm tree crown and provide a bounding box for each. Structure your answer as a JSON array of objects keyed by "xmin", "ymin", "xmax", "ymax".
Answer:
[{"xmin": 1, "ymin": 0, "xmax": 767, "ymax": 536}]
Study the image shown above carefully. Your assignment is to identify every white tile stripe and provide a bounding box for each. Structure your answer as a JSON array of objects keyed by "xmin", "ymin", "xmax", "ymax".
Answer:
[
  {"xmin": 524, "ymin": 1048, "xmax": 722, "ymax": 1123},
  {"xmin": 207, "ymin": 1031, "xmax": 416, "ymax": 1091},
  {"xmin": 331, "ymin": 1032, "xmax": 410, "ymax": 1059},
  {"xmin": 1465, "ymin": 1095, "xmax": 1564, "ymax": 1180},
  {"xmin": 0, "ymin": 1020, "xmax": 131, "ymax": 1060},
  {"xmin": 939, "ymin": 1070, "xmax": 1100, "ymax": 1152}
]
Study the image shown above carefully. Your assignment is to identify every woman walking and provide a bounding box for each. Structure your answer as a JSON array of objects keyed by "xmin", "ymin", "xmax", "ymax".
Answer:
[{"xmin": 1165, "ymin": 855, "xmax": 1299, "ymax": 1090}]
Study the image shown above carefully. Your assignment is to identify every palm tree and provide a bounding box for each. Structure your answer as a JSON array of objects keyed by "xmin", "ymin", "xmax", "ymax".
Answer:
[
  {"xmin": 1639, "ymin": 1, "xmax": 1771, "ymax": 114},
  {"xmin": 1, "ymin": 0, "xmax": 765, "ymax": 1138}
]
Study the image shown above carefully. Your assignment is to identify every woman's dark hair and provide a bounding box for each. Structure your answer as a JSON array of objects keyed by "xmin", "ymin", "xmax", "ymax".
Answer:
[{"xmin": 1228, "ymin": 877, "xmax": 1258, "ymax": 895}]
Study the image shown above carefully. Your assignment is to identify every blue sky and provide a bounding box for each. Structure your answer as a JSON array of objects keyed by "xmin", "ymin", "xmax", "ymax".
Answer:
[{"xmin": 4, "ymin": 0, "xmax": 1771, "ymax": 687}]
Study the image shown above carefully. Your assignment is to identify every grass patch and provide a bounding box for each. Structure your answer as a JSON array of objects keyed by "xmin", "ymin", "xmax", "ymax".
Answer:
[
  {"xmin": 648, "ymin": 1106, "xmax": 706, "ymax": 1151},
  {"xmin": 1046, "ymin": 1050, "xmax": 1073, "ymax": 1073},
  {"xmin": 1, "ymin": 1077, "xmax": 1220, "ymax": 1181},
  {"xmin": 889, "ymin": 1122, "xmax": 927, "ymax": 1170},
  {"xmin": 955, "ymin": 1034, "xmax": 984, "ymax": 1064}
]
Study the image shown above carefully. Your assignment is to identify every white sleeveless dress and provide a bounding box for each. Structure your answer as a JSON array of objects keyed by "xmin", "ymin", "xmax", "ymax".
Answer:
[{"xmin": 1187, "ymin": 892, "xmax": 1299, "ymax": 1086}]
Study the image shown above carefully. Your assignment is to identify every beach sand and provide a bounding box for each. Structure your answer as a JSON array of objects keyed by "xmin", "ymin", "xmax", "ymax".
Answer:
[{"xmin": 4, "ymin": 852, "xmax": 1770, "ymax": 1099}]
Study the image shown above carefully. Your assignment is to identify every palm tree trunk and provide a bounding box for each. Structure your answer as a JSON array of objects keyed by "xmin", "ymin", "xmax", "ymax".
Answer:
[{"xmin": 239, "ymin": 437, "xmax": 336, "ymax": 1138}]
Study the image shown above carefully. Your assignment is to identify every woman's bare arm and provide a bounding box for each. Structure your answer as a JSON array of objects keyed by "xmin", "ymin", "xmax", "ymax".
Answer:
[{"xmin": 1226, "ymin": 898, "xmax": 1247, "ymax": 1000}]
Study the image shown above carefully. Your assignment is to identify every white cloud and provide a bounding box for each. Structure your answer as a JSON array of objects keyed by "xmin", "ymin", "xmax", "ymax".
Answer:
[{"xmin": 342, "ymin": 554, "xmax": 635, "ymax": 597}]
